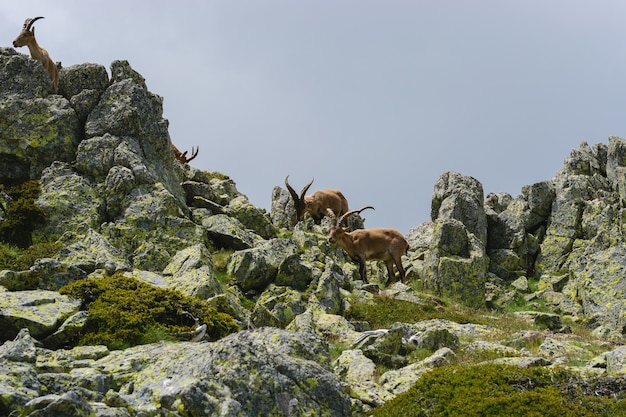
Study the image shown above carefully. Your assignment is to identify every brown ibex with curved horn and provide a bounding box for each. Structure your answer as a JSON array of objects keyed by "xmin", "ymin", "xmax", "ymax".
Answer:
[
  {"xmin": 172, "ymin": 144, "xmax": 199, "ymax": 164},
  {"xmin": 285, "ymin": 176, "xmax": 349, "ymax": 224},
  {"xmin": 13, "ymin": 17, "xmax": 58, "ymax": 94},
  {"xmin": 327, "ymin": 206, "xmax": 408, "ymax": 284}
]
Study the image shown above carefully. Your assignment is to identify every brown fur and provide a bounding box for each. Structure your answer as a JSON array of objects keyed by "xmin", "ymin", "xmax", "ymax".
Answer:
[
  {"xmin": 285, "ymin": 176, "xmax": 349, "ymax": 224},
  {"xmin": 172, "ymin": 145, "xmax": 199, "ymax": 164},
  {"xmin": 327, "ymin": 207, "xmax": 408, "ymax": 284},
  {"xmin": 13, "ymin": 17, "xmax": 58, "ymax": 94}
]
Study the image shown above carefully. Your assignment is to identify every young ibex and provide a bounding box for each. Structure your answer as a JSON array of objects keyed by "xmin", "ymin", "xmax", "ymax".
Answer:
[
  {"xmin": 285, "ymin": 176, "xmax": 349, "ymax": 224},
  {"xmin": 172, "ymin": 145, "xmax": 199, "ymax": 164},
  {"xmin": 327, "ymin": 207, "xmax": 408, "ymax": 284},
  {"xmin": 13, "ymin": 17, "xmax": 59, "ymax": 94}
]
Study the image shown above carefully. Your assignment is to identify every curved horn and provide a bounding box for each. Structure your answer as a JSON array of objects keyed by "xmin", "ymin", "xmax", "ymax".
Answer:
[
  {"xmin": 285, "ymin": 176, "xmax": 314, "ymax": 221},
  {"xmin": 25, "ymin": 16, "xmax": 44, "ymax": 31},
  {"xmin": 337, "ymin": 206, "xmax": 374, "ymax": 226},
  {"xmin": 300, "ymin": 177, "xmax": 314, "ymax": 201}
]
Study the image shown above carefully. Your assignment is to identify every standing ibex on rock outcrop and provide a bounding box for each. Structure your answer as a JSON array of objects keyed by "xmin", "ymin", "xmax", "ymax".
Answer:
[
  {"xmin": 327, "ymin": 207, "xmax": 408, "ymax": 284},
  {"xmin": 172, "ymin": 145, "xmax": 199, "ymax": 164},
  {"xmin": 285, "ymin": 176, "xmax": 349, "ymax": 224},
  {"xmin": 13, "ymin": 17, "xmax": 58, "ymax": 94}
]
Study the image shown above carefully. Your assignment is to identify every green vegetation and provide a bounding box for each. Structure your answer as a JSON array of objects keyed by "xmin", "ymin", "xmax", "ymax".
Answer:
[
  {"xmin": 371, "ymin": 364, "xmax": 626, "ymax": 417},
  {"xmin": 59, "ymin": 273, "xmax": 239, "ymax": 350},
  {"xmin": 0, "ymin": 180, "xmax": 47, "ymax": 248},
  {"xmin": 0, "ymin": 237, "xmax": 61, "ymax": 271},
  {"xmin": 211, "ymin": 248, "xmax": 234, "ymax": 284},
  {"xmin": 345, "ymin": 294, "xmax": 487, "ymax": 330}
]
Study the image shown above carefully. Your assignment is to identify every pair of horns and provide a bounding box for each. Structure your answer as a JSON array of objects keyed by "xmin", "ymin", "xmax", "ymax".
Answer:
[
  {"xmin": 23, "ymin": 16, "xmax": 44, "ymax": 31},
  {"xmin": 327, "ymin": 206, "xmax": 374, "ymax": 227}
]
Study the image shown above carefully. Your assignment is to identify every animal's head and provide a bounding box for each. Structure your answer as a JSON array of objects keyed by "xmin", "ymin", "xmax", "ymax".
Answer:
[
  {"xmin": 326, "ymin": 206, "xmax": 374, "ymax": 242},
  {"xmin": 13, "ymin": 17, "xmax": 44, "ymax": 48}
]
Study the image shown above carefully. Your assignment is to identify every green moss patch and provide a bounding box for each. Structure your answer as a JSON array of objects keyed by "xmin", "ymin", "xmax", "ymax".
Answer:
[{"xmin": 59, "ymin": 273, "xmax": 239, "ymax": 350}]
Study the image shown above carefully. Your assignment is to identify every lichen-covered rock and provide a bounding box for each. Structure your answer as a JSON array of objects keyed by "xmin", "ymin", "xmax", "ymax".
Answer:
[
  {"xmin": 333, "ymin": 349, "xmax": 393, "ymax": 408},
  {"xmin": 605, "ymin": 345, "xmax": 626, "ymax": 375},
  {"xmin": 0, "ymin": 291, "xmax": 81, "ymax": 342},
  {"xmin": 57, "ymin": 229, "xmax": 130, "ymax": 277},
  {"xmin": 0, "ymin": 47, "xmax": 52, "ymax": 98},
  {"xmin": 202, "ymin": 213, "xmax": 262, "ymax": 250},
  {"xmin": 251, "ymin": 284, "xmax": 306, "ymax": 328},
  {"xmin": 58, "ymin": 62, "xmax": 109, "ymax": 100},
  {"xmin": 0, "ymin": 86, "xmax": 79, "ymax": 183},
  {"xmin": 92, "ymin": 327, "xmax": 351, "ymax": 416},
  {"xmin": 227, "ymin": 238, "xmax": 299, "ymax": 292},
  {"xmin": 275, "ymin": 253, "xmax": 317, "ymax": 291},
  {"xmin": 424, "ymin": 218, "xmax": 488, "ymax": 308},
  {"xmin": 229, "ymin": 195, "xmax": 276, "ymax": 239},
  {"xmin": 431, "ymin": 171, "xmax": 487, "ymax": 246},
  {"xmin": 36, "ymin": 162, "xmax": 104, "ymax": 237},
  {"xmin": 162, "ymin": 244, "xmax": 222, "ymax": 299},
  {"xmin": 271, "ymin": 185, "xmax": 296, "ymax": 229}
]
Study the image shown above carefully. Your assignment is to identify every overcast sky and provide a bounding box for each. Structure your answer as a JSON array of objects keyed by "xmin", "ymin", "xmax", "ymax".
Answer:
[{"xmin": 3, "ymin": 1, "xmax": 626, "ymax": 234}]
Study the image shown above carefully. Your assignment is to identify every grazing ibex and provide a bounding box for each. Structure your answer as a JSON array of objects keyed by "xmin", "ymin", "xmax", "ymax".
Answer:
[
  {"xmin": 327, "ymin": 207, "xmax": 408, "ymax": 284},
  {"xmin": 13, "ymin": 17, "xmax": 58, "ymax": 94},
  {"xmin": 172, "ymin": 145, "xmax": 199, "ymax": 164},
  {"xmin": 285, "ymin": 176, "xmax": 349, "ymax": 224}
]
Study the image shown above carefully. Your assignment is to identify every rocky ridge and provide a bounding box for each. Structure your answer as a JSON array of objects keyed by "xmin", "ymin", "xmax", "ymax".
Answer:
[{"xmin": 1, "ymin": 48, "xmax": 625, "ymax": 416}]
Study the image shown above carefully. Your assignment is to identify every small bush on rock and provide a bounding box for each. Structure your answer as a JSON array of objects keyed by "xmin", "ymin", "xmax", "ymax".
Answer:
[
  {"xmin": 60, "ymin": 273, "xmax": 239, "ymax": 349},
  {"xmin": 370, "ymin": 364, "xmax": 625, "ymax": 417},
  {"xmin": 0, "ymin": 180, "xmax": 47, "ymax": 248}
]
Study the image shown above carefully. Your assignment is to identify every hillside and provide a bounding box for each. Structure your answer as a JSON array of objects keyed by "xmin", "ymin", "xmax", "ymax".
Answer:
[{"xmin": 0, "ymin": 49, "xmax": 625, "ymax": 416}]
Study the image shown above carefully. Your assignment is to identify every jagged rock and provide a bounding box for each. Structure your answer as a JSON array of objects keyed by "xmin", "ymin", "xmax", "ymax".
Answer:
[
  {"xmin": 36, "ymin": 162, "xmax": 104, "ymax": 236},
  {"xmin": 0, "ymin": 53, "xmax": 80, "ymax": 183},
  {"xmin": 408, "ymin": 327, "xmax": 459, "ymax": 351},
  {"xmin": 162, "ymin": 244, "xmax": 222, "ymax": 299},
  {"xmin": 314, "ymin": 263, "xmax": 345, "ymax": 314},
  {"xmin": 58, "ymin": 62, "xmax": 109, "ymax": 100},
  {"xmin": 227, "ymin": 238, "xmax": 299, "ymax": 291},
  {"xmin": 606, "ymin": 345, "xmax": 626, "ymax": 374},
  {"xmin": 57, "ymin": 229, "xmax": 131, "ymax": 278},
  {"xmin": 271, "ymin": 185, "xmax": 296, "ymax": 229},
  {"xmin": 287, "ymin": 305, "xmax": 362, "ymax": 346},
  {"xmin": 0, "ymin": 47, "xmax": 52, "ymax": 98},
  {"xmin": 424, "ymin": 218, "xmax": 488, "ymax": 308},
  {"xmin": 202, "ymin": 214, "xmax": 262, "ymax": 250},
  {"xmin": 0, "ymin": 291, "xmax": 81, "ymax": 342},
  {"xmin": 431, "ymin": 171, "xmax": 487, "ymax": 246},
  {"xmin": 275, "ymin": 253, "xmax": 317, "ymax": 291},
  {"xmin": 251, "ymin": 284, "xmax": 306, "ymax": 328},
  {"xmin": 333, "ymin": 349, "xmax": 393, "ymax": 408},
  {"xmin": 361, "ymin": 325, "xmax": 407, "ymax": 368},
  {"xmin": 378, "ymin": 347, "xmax": 456, "ymax": 396},
  {"xmin": 41, "ymin": 311, "xmax": 89, "ymax": 349},
  {"xmin": 3, "ymin": 257, "xmax": 84, "ymax": 292},
  {"xmin": 74, "ymin": 133, "xmax": 122, "ymax": 181},
  {"xmin": 1, "ymin": 327, "xmax": 351, "ymax": 416},
  {"xmin": 228, "ymin": 195, "xmax": 276, "ymax": 239}
]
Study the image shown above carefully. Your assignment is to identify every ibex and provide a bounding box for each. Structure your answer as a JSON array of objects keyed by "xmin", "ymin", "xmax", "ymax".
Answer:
[
  {"xmin": 172, "ymin": 145, "xmax": 199, "ymax": 164},
  {"xmin": 327, "ymin": 207, "xmax": 408, "ymax": 284},
  {"xmin": 285, "ymin": 176, "xmax": 349, "ymax": 224},
  {"xmin": 13, "ymin": 17, "xmax": 59, "ymax": 94}
]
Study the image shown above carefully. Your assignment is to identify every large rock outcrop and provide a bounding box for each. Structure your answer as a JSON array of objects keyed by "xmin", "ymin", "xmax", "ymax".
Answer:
[{"xmin": 1, "ymin": 47, "xmax": 625, "ymax": 416}]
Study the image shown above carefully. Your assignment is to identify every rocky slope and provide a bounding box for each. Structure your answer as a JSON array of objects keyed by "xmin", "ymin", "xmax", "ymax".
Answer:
[{"xmin": 0, "ymin": 48, "xmax": 625, "ymax": 416}]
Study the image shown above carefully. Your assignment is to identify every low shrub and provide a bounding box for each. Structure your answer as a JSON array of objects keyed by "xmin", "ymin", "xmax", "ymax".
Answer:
[
  {"xmin": 370, "ymin": 364, "xmax": 625, "ymax": 417},
  {"xmin": 59, "ymin": 273, "xmax": 239, "ymax": 350},
  {"xmin": 0, "ymin": 180, "xmax": 47, "ymax": 248}
]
